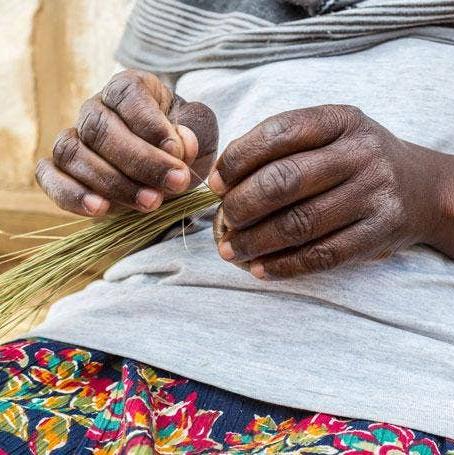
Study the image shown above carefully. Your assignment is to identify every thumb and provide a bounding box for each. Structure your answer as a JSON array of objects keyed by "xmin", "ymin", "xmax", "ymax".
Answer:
[
  {"xmin": 169, "ymin": 99, "xmax": 219, "ymax": 163},
  {"xmin": 176, "ymin": 124, "xmax": 199, "ymax": 166}
]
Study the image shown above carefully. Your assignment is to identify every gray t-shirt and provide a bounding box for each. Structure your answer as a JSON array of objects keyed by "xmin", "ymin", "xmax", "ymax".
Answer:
[{"xmin": 31, "ymin": 37, "xmax": 454, "ymax": 437}]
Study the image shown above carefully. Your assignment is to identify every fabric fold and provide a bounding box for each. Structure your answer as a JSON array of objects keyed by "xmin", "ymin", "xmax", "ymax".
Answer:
[{"xmin": 115, "ymin": 0, "xmax": 454, "ymax": 74}]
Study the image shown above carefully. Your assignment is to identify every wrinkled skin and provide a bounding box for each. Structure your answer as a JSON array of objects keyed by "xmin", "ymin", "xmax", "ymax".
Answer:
[
  {"xmin": 37, "ymin": 71, "xmax": 454, "ymax": 281},
  {"xmin": 36, "ymin": 70, "xmax": 218, "ymax": 216},
  {"xmin": 209, "ymin": 105, "xmax": 454, "ymax": 280}
]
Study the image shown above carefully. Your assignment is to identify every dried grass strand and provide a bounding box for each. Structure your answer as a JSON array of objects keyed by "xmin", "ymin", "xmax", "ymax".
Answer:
[{"xmin": 0, "ymin": 188, "xmax": 220, "ymax": 337}]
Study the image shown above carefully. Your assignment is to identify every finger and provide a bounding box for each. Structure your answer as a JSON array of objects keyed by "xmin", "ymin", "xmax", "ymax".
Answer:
[
  {"xmin": 177, "ymin": 125, "xmax": 199, "ymax": 167},
  {"xmin": 222, "ymin": 145, "xmax": 356, "ymax": 230},
  {"xmin": 52, "ymin": 128, "xmax": 163, "ymax": 212},
  {"xmin": 77, "ymin": 97, "xmax": 190, "ymax": 194},
  {"xmin": 101, "ymin": 70, "xmax": 185, "ymax": 159},
  {"xmin": 213, "ymin": 205, "xmax": 249, "ymax": 272},
  {"xmin": 170, "ymin": 100, "xmax": 219, "ymax": 165},
  {"xmin": 35, "ymin": 159, "xmax": 110, "ymax": 217},
  {"xmin": 249, "ymin": 219, "xmax": 390, "ymax": 280},
  {"xmin": 209, "ymin": 104, "xmax": 364, "ymax": 194},
  {"xmin": 218, "ymin": 182, "xmax": 364, "ymax": 263},
  {"xmin": 174, "ymin": 101, "xmax": 219, "ymax": 186},
  {"xmin": 161, "ymin": 151, "xmax": 216, "ymax": 200}
]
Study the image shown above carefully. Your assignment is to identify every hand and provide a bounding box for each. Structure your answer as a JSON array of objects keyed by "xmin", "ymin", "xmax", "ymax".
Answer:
[
  {"xmin": 209, "ymin": 104, "xmax": 454, "ymax": 280},
  {"xmin": 36, "ymin": 69, "xmax": 218, "ymax": 216}
]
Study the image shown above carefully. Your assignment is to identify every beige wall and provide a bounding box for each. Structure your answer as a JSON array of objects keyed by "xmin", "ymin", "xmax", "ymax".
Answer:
[
  {"xmin": 0, "ymin": 0, "xmax": 133, "ymax": 254},
  {"xmin": 0, "ymin": 0, "xmax": 134, "ymax": 339},
  {"xmin": 0, "ymin": 0, "xmax": 132, "ymax": 192}
]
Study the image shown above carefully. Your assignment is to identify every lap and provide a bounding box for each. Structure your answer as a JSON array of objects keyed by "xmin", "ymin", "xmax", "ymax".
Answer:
[{"xmin": 0, "ymin": 338, "xmax": 450, "ymax": 454}]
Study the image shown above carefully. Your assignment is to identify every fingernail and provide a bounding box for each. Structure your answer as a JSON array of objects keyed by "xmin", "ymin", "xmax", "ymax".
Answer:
[
  {"xmin": 250, "ymin": 262, "xmax": 266, "ymax": 280},
  {"xmin": 177, "ymin": 125, "xmax": 198, "ymax": 165},
  {"xmin": 165, "ymin": 168, "xmax": 191, "ymax": 193},
  {"xmin": 82, "ymin": 194, "xmax": 110, "ymax": 216},
  {"xmin": 136, "ymin": 189, "xmax": 162, "ymax": 211},
  {"xmin": 219, "ymin": 241, "xmax": 235, "ymax": 260},
  {"xmin": 208, "ymin": 170, "xmax": 227, "ymax": 195}
]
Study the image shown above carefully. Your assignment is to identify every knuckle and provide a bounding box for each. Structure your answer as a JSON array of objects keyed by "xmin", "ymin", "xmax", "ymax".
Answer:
[
  {"xmin": 78, "ymin": 102, "xmax": 110, "ymax": 150},
  {"xmin": 324, "ymin": 104, "xmax": 366, "ymax": 132},
  {"xmin": 376, "ymin": 162, "xmax": 397, "ymax": 188},
  {"xmin": 255, "ymin": 165, "xmax": 284, "ymax": 201},
  {"xmin": 255, "ymin": 159, "xmax": 303, "ymax": 202},
  {"xmin": 361, "ymin": 152, "xmax": 397, "ymax": 195},
  {"xmin": 280, "ymin": 204, "xmax": 317, "ymax": 242},
  {"xmin": 52, "ymin": 129, "xmax": 80, "ymax": 168},
  {"xmin": 354, "ymin": 133, "xmax": 391, "ymax": 180},
  {"xmin": 102, "ymin": 70, "xmax": 141, "ymax": 109},
  {"xmin": 378, "ymin": 194, "xmax": 407, "ymax": 235},
  {"xmin": 353, "ymin": 140, "xmax": 383, "ymax": 172},
  {"xmin": 302, "ymin": 242, "xmax": 339, "ymax": 272},
  {"xmin": 361, "ymin": 132, "xmax": 385, "ymax": 159},
  {"xmin": 220, "ymin": 138, "xmax": 243, "ymax": 179},
  {"xmin": 338, "ymin": 104, "xmax": 364, "ymax": 118},
  {"xmin": 258, "ymin": 114, "xmax": 295, "ymax": 150}
]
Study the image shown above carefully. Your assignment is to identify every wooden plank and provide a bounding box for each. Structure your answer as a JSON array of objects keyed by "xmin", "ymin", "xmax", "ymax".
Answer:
[
  {"xmin": 0, "ymin": 189, "xmax": 85, "ymax": 255},
  {"xmin": 0, "ymin": 188, "xmax": 76, "ymax": 216}
]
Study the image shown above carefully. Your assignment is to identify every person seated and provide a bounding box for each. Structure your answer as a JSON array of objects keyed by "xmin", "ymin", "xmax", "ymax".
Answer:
[{"xmin": 1, "ymin": 0, "xmax": 453, "ymax": 452}]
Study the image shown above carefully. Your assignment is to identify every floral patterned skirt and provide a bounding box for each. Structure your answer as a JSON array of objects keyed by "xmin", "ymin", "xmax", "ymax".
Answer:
[{"xmin": 0, "ymin": 338, "xmax": 451, "ymax": 455}]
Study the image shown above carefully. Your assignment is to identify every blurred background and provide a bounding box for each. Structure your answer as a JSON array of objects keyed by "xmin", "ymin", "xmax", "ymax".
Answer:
[
  {"xmin": 0, "ymin": 0, "xmax": 132, "ymax": 259},
  {"xmin": 0, "ymin": 0, "xmax": 132, "ymax": 337}
]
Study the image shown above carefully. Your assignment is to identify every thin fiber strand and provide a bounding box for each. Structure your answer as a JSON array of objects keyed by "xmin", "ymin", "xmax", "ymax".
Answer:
[{"xmin": 0, "ymin": 188, "xmax": 220, "ymax": 337}]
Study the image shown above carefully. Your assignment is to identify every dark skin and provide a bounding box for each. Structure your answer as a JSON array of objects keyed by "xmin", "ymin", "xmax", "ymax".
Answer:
[
  {"xmin": 209, "ymin": 105, "xmax": 454, "ymax": 279},
  {"xmin": 37, "ymin": 70, "xmax": 454, "ymax": 280},
  {"xmin": 36, "ymin": 70, "xmax": 219, "ymax": 216}
]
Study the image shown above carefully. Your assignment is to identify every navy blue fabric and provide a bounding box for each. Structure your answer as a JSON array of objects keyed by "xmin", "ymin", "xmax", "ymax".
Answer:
[{"xmin": 0, "ymin": 339, "xmax": 451, "ymax": 454}]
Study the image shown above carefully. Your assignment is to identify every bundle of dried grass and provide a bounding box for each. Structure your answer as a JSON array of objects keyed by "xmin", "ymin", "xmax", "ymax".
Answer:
[{"xmin": 0, "ymin": 188, "xmax": 220, "ymax": 338}]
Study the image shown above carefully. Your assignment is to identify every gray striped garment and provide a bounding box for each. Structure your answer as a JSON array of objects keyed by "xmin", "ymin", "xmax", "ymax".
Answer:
[{"xmin": 116, "ymin": 0, "xmax": 454, "ymax": 73}]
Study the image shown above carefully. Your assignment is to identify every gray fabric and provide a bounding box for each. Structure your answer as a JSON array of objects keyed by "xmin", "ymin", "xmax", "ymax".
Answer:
[
  {"xmin": 32, "ymin": 37, "xmax": 454, "ymax": 437},
  {"xmin": 115, "ymin": 0, "xmax": 454, "ymax": 74}
]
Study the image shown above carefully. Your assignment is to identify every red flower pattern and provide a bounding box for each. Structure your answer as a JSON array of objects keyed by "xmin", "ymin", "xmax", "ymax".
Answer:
[{"xmin": 0, "ymin": 339, "xmax": 449, "ymax": 455}]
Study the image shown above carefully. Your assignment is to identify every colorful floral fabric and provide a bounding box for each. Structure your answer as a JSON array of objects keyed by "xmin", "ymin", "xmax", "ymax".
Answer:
[{"xmin": 0, "ymin": 338, "xmax": 451, "ymax": 454}]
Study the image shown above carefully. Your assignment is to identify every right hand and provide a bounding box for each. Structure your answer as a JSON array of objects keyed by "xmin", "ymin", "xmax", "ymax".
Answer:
[{"xmin": 36, "ymin": 69, "xmax": 218, "ymax": 216}]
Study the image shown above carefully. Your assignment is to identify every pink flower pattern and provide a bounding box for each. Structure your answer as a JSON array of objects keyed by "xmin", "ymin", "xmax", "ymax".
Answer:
[{"xmin": 0, "ymin": 338, "xmax": 449, "ymax": 455}]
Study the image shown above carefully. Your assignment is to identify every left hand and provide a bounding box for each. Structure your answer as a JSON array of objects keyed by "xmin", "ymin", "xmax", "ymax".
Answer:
[{"xmin": 208, "ymin": 104, "xmax": 453, "ymax": 280}]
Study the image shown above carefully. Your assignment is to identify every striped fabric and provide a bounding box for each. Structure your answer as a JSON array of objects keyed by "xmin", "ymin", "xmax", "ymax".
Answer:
[{"xmin": 116, "ymin": 0, "xmax": 454, "ymax": 73}]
